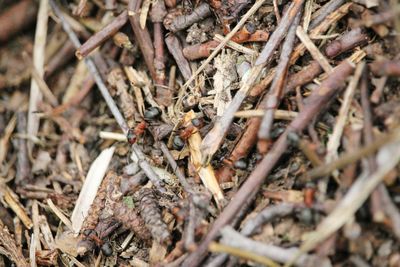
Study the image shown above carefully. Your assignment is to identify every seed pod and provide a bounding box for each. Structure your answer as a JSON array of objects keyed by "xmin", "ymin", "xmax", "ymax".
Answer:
[{"xmin": 139, "ymin": 188, "xmax": 171, "ymax": 244}]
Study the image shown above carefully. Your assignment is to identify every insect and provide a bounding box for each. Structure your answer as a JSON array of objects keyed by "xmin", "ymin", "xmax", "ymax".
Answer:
[{"xmin": 127, "ymin": 121, "xmax": 147, "ymax": 144}]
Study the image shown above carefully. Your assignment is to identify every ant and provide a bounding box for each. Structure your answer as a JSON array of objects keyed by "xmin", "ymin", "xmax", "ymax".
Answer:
[
  {"xmin": 127, "ymin": 121, "xmax": 147, "ymax": 145},
  {"xmin": 126, "ymin": 107, "xmax": 161, "ymax": 145}
]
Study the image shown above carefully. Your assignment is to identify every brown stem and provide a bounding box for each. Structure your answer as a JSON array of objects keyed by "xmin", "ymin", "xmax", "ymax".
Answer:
[
  {"xmin": 15, "ymin": 112, "xmax": 31, "ymax": 186},
  {"xmin": 167, "ymin": 3, "xmax": 211, "ymax": 32},
  {"xmin": 44, "ymin": 40, "xmax": 75, "ymax": 78},
  {"xmin": 76, "ymin": 11, "xmax": 128, "ymax": 59},
  {"xmin": 369, "ymin": 59, "xmax": 400, "ymax": 76},
  {"xmin": 257, "ymin": 11, "xmax": 301, "ymax": 149},
  {"xmin": 325, "ymin": 28, "xmax": 368, "ymax": 58},
  {"xmin": 0, "ymin": 0, "xmax": 38, "ymax": 43},
  {"xmin": 128, "ymin": 0, "xmax": 157, "ymax": 81},
  {"xmin": 165, "ymin": 34, "xmax": 192, "ymax": 81}
]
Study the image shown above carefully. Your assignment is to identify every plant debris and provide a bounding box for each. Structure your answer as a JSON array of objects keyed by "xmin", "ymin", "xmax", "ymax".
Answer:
[{"xmin": 1, "ymin": 0, "xmax": 400, "ymax": 266}]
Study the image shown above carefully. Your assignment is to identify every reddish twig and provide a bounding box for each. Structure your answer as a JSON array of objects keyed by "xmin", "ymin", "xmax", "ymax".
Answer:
[
  {"xmin": 183, "ymin": 27, "xmax": 269, "ymax": 60},
  {"xmin": 76, "ymin": 11, "xmax": 128, "ymax": 59},
  {"xmin": 165, "ymin": 34, "xmax": 192, "ymax": 81},
  {"xmin": 369, "ymin": 59, "xmax": 400, "ymax": 77},
  {"xmin": 0, "ymin": 0, "xmax": 38, "ymax": 43},
  {"xmin": 44, "ymin": 41, "xmax": 75, "ymax": 78},
  {"xmin": 257, "ymin": 11, "xmax": 301, "ymax": 152},
  {"xmin": 325, "ymin": 28, "xmax": 368, "ymax": 58},
  {"xmin": 309, "ymin": 0, "xmax": 345, "ymax": 29},
  {"xmin": 183, "ymin": 40, "xmax": 219, "ymax": 61},
  {"xmin": 183, "ymin": 60, "xmax": 354, "ymax": 267},
  {"xmin": 128, "ymin": 0, "xmax": 157, "ymax": 81},
  {"xmin": 151, "ymin": 0, "xmax": 171, "ymax": 106},
  {"xmin": 166, "ymin": 3, "xmax": 211, "ymax": 32}
]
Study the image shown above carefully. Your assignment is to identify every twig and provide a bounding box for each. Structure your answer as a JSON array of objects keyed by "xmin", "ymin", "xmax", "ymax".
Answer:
[
  {"xmin": 325, "ymin": 62, "xmax": 365, "ymax": 163},
  {"xmin": 151, "ymin": 0, "xmax": 170, "ymax": 106},
  {"xmin": 183, "ymin": 0, "xmax": 269, "ymax": 88},
  {"xmin": 290, "ymin": 2, "xmax": 353, "ymax": 66},
  {"xmin": 209, "ymin": 242, "xmax": 281, "ymax": 267},
  {"xmin": 15, "ymin": 112, "xmax": 30, "ymax": 185},
  {"xmin": 309, "ymin": 0, "xmax": 345, "ymax": 29},
  {"xmin": 182, "ymin": 60, "xmax": 354, "ymax": 267},
  {"xmin": 214, "ymin": 35, "xmax": 257, "ymax": 56},
  {"xmin": 168, "ymin": 3, "xmax": 211, "ymax": 32},
  {"xmin": 0, "ymin": 0, "xmax": 38, "ymax": 43},
  {"xmin": 272, "ymin": 0, "xmax": 281, "ymax": 23},
  {"xmin": 47, "ymin": 198, "xmax": 73, "ymax": 231},
  {"xmin": 200, "ymin": 0, "xmax": 304, "ymax": 165},
  {"xmin": 257, "ymin": 11, "xmax": 301, "ymax": 148},
  {"xmin": 27, "ymin": 0, "xmax": 49, "ymax": 156},
  {"xmin": 165, "ymin": 34, "xmax": 192, "ymax": 81},
  {"xmin": 219, "ymin": 227, "xmax": 329, "ymax": 266},
  {"xmin": 76, "ymin": 11, "xmax": 128, "ymax": 59},
  {"xmin": 369, "ymin": 59, "xmax": 400, "ymax": 77},
  {"xmin": 1, "ymin": 185, "xmax": 33, "ymax": 229},
  {"xmin": 234, "ymin": 109, "xmax": 298, "ymax": 120},
  {"xmin": 360, "ymin": 67, "xmax": 400, "ymax": 239},
  {"xmin": 250, "ymin": 2, "xmax": 353, "ymax": 98},
  {"xmin": 296, "ymin": 26, "xmax": 332, "ymax": 73},
  {"xmin": 23, "ymin": 52, "xmax": 59, "ymax": 107},
  {"xmin": 159, "ymin": 141, "xmax": 192, "ymax": 195},
  {"xmin": 128, "ymin": 0, "xmax": 157, "ymax": 82},
  {"xmin": 44, "ymin": 41, "xmax": 75, "ymax": 77},
  {"xmin": 325, "ymin": 28, "xmax": 368, "ymax": 58},
  {"xmin": 241, "ymin": 203, "xmax": 295, "ymax": 236}
]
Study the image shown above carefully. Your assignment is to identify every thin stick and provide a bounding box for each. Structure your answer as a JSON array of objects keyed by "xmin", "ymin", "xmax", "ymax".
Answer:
[
  {"xmin": 234, "ymin": 109, "xmax": 298, "ymax": 120},
  {"xmin": 257, "ymin": 11, "xmax": 301, "ymax": 144},
  {"xmin": 23, "ymin": 52, "xmax": 59, "ymax": 107},
  {"xmin": 272, "ymin": 0, "xmax": 281, "ymax": 23},
  {"xmin": 325, "ymin": 62, "xmax": 365, "ymax": 163},
  {"xmin": 27, "ymin": 0, "xmax": 49, "ymax": 156},
  {"xmin": 76, "ymin": 11, "xmax": 128, "ymax": 59},
  {"xmin": 183, "ymin": 0, "xmax": 268, "ymax": 88},
  {"xmin": 296, "ymin": 26, "xmax": 332, "ymax": 73},
  {"xmin": 128, "ymin": 0, "xmax": 157, "ymax": 82},
  {"xmin": 209, "ymin": 242, "xmax": 281, "ymax": 267}
]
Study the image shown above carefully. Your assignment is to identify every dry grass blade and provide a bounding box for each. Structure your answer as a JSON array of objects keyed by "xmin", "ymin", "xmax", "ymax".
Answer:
[
  {"xmin": 71, "ymin": 146, "xmax": 115, "ymax": 234},
  {"xmin": 325, "ymin": 62, "xmax": 365, "ymax": 163},
  {"xmin": 209, "ymin": 242, "xmax": 281, "ymax": 267},
  {"xmin": 183, "ymin": 111, "xmax": 224, "ymax": 205},
  {"xmin": 296, "ymin": 26, "xmax": 332, "ymax": 73},
  {"xmin": 27, "ymin": 0, "xmax": 49, "ymax": 155}
]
